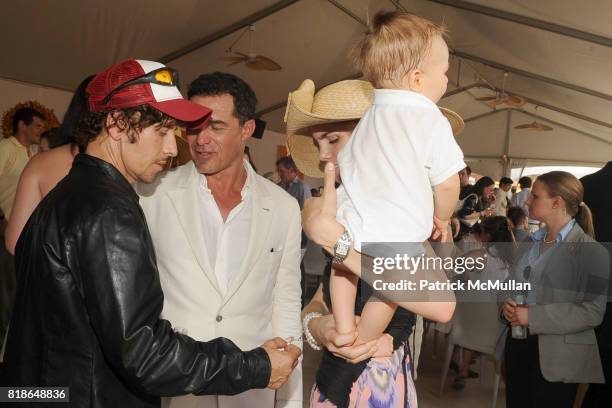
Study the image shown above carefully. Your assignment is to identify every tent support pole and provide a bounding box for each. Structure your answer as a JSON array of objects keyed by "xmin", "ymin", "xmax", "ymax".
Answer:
[
  {"xmin": 327, "ymin": 0, "xmax": 367, "ymax": 25},
  {"xmin": 466, "ymin": 156, "xmax": 605, "ymax": 167},
  {"xmin": 158, "ymin": 0, "xmax": 300, "ymax": 63},
  {"xmin": 464, "ymin": 109, "xmax": 509, "ymax": 123},
  {"xmin": 444, "ymin": 83, "xmax": 612, "ymax": 130},
  {"xmin": 452, "ymin": 51, "xmax": 612, "ymax": 102},
  {"xmin": 426, "ymin": 0, "xmax": 612, "ymax": 49},
  {"xmin": 503, "ymin": 110, "xmax": 512, "ymax": 176},
  {"xmin": 517, "ymin": 111, "xmax": 612, "ymax": 147}
]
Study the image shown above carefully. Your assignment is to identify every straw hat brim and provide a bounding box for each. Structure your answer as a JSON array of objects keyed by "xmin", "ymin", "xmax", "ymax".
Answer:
[
  {"xmin": 285, "ymin": 79, "xmax": 374, "ymax": 178},
  {"xmin": 439, "ymin": 107, "xmax": 465, "ymax": 136},
  {"xmin": 286, "ymin": 105, "xmax": 368, "ymax": 178}
]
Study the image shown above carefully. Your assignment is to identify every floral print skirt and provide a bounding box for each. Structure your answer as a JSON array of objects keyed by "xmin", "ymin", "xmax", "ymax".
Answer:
[{"xmin": 310, "ymin": 343, "xmax": 418, "ymax": 408}]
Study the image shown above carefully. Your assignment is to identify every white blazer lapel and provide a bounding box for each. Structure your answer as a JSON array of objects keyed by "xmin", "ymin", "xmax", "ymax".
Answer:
[
  {"xmin": 223, "ymin": 178, "xmax": 273, "ymax": 304},
  {"xmin": 167, "ymin": 167, "xmax": 222, "ymax": 295}
]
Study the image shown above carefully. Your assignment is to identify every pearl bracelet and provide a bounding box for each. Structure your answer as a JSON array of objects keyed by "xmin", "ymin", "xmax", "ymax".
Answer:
[{"xmin": 302, "ymin": 312, "xmax": 323, "ymax": 351}]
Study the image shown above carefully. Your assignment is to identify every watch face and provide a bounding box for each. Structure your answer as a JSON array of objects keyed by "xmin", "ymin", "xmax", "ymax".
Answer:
[
  {"xmin": 333, "ymin": 230, "xmax": 352, "ymax": 264},
  {"xmin": 336, "ymin": 242, "xmax": 349, "ymax": 256}
]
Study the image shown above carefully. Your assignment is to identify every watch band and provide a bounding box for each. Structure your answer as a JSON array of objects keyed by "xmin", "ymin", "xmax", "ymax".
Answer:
[{"xmin": 332, "ymin": 228, "xmax": 352, "ymax": 264}]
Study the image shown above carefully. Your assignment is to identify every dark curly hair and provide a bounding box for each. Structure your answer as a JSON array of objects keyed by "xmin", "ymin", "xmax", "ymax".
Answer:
[
  {"xmin": 12, "ymin": 107, "xmax": 45, "ymax": 134},
  {"xmin": 187, "ymin": 72, "xmax": 257, "ymax": 125},
  {"xmin": 75, "ymin": 105, "xmax": 180, "ymax": 151}
]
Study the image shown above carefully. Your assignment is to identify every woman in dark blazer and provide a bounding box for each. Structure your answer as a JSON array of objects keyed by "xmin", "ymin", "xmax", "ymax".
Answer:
[{"xmin": 502, "ymin": 171, "xmax": 609, "ymax": 407}]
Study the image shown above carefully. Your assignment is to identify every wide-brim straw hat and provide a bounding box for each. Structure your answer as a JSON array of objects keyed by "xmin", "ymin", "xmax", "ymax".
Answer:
[
  {"xmin": 439, "ymin": 106, "xmax": 465, "ymax": 136},
  {"xmin": 284, "ymin": 79, "xmax": 465, "ymax": 178}
]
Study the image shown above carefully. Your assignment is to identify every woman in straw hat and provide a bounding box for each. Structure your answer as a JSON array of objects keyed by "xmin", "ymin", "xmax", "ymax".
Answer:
[{"xmin": 290, "ymin": 79, "xmax": 464, "ymax": 408}]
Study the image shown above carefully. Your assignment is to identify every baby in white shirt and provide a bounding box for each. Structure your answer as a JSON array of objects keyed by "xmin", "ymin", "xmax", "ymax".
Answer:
[{"xmin": 331, "ymin": 12, "xmax": 465, "ymax": 342}]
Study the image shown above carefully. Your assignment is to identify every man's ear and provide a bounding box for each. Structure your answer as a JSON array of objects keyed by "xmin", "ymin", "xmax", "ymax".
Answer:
[
  {"xmin": 105, "ymin": 112, "xmax": 125, "ymax": 141},
  {"xmin": 240, "ymin": 118, "xmax": 256, "ymax": 142}
]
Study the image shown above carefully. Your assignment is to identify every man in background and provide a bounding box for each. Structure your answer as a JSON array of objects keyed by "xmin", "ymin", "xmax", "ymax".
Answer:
[
  {"xmin": 458, "ymin": 165, "xmax": 471, "ymax": 188},
  {"xmin": 511, "ymin": 176, "xmax": 538, "ymax": 231},
  {"xmin": 277, "ymin": 155, "xmax": 311, "ymax": 210},
  {"xmin": 494, "ymin": 177, "xmax": 513, "ymax": 216},
  {"xmin": 0, "ymin": 107, "xmax": 46, "ymax": 220}
]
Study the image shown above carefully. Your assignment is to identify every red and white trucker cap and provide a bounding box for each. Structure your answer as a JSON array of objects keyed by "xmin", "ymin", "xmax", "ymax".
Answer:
[{"xmin": 87, "ymin": 59, "xmax": 211, "ymax": 128}]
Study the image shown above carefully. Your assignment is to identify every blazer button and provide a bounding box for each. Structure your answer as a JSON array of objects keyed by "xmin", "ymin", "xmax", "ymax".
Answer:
[{"xmin": 216, "ymin": 315, "xmax": 223, "ymax": 322}]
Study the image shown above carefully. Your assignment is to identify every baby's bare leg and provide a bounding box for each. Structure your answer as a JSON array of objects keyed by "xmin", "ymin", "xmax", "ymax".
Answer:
[
  {"xmin": 356, "ymin": 243, "xmax": 446, "ymax": 344},
  {"xmin": 330, "ymin": 265, "xmax": 359, "ymax": 334},
  {"xmin": 356, "ymin": 300, "xmax": 397, "ymax": 344}
]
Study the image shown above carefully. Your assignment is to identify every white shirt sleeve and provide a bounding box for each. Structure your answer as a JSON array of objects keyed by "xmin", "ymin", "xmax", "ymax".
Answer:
[{"xmin": 425, "ymin": 117, "xmax": 466, "ymax": 186}]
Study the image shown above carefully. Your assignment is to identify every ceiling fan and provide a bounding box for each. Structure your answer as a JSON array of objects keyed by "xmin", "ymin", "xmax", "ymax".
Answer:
[
  {"xmin": 475, "ymin": 72, "xmax": 526, "ymax": 108},
  {"xmin": 222, "ymin": 25, "xmax": 281, "ymax": 71},
  {"xmin": 514, "ymin": 106, "xmax": 553, "ymax": 131}
]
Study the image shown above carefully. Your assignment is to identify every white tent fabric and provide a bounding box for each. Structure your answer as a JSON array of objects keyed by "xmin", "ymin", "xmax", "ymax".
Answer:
[{"xmin": 3, "ymin": 0, "xmax": 612, "ymax": 178}]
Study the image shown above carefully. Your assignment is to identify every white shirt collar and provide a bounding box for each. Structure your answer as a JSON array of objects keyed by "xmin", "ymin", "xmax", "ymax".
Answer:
[
  {"xmin": 373, "ymin": 88, "xmax": 436, "ymax": 109},
  {"xmin": 199, "ymin": 159, "xmax": 254, "ymax": 200}
]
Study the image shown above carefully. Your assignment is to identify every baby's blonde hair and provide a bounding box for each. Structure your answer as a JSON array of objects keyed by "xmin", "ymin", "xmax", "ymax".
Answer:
[{"xmin": 353, "ymin": 11, "xmax": 447, "ymax": 88}]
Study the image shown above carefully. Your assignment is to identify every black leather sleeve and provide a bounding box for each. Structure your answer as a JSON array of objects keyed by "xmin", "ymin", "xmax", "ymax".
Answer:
[{"xmin": 74, "ymin": 204, "xmax": 271, "ymax": 396}]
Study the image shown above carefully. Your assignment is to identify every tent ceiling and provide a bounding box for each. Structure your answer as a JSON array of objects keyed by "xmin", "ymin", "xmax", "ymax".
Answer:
[
  {"xmin": 460, "ymin": 0, "xmax": 612, "ymax": 38},
  {"xmin": 4, "ymin": 0, "xmax": 611, "ymax": 172},
  {"xmin": 3, "ymin": 0, "xmax": 282, "ymax": 90}
]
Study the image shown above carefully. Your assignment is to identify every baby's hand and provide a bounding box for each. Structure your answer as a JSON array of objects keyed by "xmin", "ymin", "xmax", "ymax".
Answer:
[{"xmin": 431, "ymin": 216, "xmax": 450, "ymax": 242}]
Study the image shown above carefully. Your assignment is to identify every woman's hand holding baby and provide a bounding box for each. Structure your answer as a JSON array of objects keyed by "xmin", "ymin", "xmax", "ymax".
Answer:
[{"xmin": 312, "ymin": 314, "xmax": 382, "ymax": 363}]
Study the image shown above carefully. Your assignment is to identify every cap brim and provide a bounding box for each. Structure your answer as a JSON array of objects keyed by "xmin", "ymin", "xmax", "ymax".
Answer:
[{"xmin": 149, "ymin": 99, "xmax": 212, "ymax": 129}]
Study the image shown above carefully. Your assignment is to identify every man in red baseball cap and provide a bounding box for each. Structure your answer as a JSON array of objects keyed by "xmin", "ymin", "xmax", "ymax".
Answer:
[{"xmin": 1, "ymin": 59, "xmax": 301, "ymax": 407}]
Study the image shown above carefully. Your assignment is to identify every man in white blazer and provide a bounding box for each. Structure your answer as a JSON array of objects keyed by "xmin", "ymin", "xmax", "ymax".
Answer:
[{"xmin": 139, "ymin": 72, "xmax": 302, "ymax": 408}]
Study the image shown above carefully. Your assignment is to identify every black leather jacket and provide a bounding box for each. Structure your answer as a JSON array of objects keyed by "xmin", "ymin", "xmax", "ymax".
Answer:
[{"xmin": 1, "ymin": 154, "xmax": 271, "ymax": 407}]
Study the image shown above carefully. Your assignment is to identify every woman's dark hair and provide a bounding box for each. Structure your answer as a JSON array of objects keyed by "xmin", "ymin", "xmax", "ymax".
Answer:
[
  {"xmin": 40, "ymin": 127, "xmax": 63, "ymax": 149},
  {"xmin": 472, "ymin": 176, "xmax": 495, "ymax": 207},
  {"xmin": 187, "ymin": 72, "xmax": 256, "ymax": 125},
  {"xmin": 57, "ymin": 75, "xmax": 94, "ymax": 150},
  {"xmin": 75, "ymin": 105, "xmax": 180, "ymax": 151},
  {"xmin": 476, "ymin": 216, "xmax": 515, "ymax": 265},
  {"xmin": 473, "ymin": 176, "xmax": 495, "ymax": 198}
]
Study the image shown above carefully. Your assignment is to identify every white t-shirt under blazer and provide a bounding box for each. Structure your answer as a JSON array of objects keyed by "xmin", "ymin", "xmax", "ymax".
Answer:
[{"xmin": 337, "ymin": 89, "xmax": 466, "ymax": 254}]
